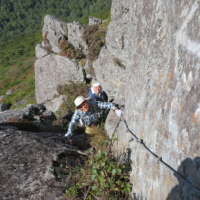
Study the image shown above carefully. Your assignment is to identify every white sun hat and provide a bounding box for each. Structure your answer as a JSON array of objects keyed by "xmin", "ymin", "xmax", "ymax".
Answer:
[
  {"xmin": 74, "ymin": 96, "xmax": 90, "ymax": 108},
  {"xmin": 91, "ymin": 83, "xmax": 103, "ymax": 94}
]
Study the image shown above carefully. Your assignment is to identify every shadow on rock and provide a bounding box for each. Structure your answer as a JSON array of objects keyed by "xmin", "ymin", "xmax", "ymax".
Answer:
[{"xmin": 166, "ymin": 157, "xmax": 200, "ymax": 200}]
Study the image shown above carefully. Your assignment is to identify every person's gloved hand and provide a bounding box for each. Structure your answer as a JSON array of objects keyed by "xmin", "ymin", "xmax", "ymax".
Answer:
[
  {"xmin": 64, "ymin": 131, "xmax": 72, "ymax": 140},
  {"xmin": 115, "ymin": 109, "xmax": 123, "ymax": 117}
]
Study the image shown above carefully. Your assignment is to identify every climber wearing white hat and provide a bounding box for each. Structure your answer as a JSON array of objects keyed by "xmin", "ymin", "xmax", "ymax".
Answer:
[
  {"xmin": 64, "ymin": 96, "xmax": 122, "ymax": 140},
  {"xmin": 88, "ymin": 83, "xmax": 108, "ymax": 102}
]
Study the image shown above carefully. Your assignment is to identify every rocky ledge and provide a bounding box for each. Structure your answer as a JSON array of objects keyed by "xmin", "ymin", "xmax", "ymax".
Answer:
[{"xmin": 0, "ymin": 125, "xmax": 90, "ymax": 199}]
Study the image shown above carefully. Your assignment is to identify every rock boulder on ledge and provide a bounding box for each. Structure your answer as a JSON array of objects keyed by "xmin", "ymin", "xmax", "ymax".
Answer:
[
  {"xmin": 0, "ymin": 104, "xmax": 56, "ymax": 130},
  {"xmin": 35, "ymin": 54, "xmax": 85, "ymax": 104}
]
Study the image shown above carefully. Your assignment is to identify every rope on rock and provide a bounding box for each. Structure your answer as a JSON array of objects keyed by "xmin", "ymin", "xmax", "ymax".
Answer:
[{"xmin": 112, "ymin": 105, "xmax": 200, "ymax": 196}]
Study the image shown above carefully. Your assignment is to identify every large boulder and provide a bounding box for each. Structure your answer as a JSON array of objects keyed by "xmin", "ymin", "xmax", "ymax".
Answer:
[
  {"xmin": 67, "ymin": 21, "xmax": 88, "ymax": 55},
  {"xmin": 35, "ymin": 54, "xmax": 85, "ymax": 104},
  {"xmin": 93, "ymin": 47, "xmax": 126, "ymax": 100},
  {"xmin": 42, "ymin": 15, "xmax": 67, "ymax": 53},
  {"xmin": 0, "ymin": 104, "xmax": 56, "ymax": 130},
  {"xmin": 0, "ymin": 103, "xmax": 7, "ymax": 112},
  {"xmin": 105, "ymin": 0, "xmax": 200, "ymax": 199}
]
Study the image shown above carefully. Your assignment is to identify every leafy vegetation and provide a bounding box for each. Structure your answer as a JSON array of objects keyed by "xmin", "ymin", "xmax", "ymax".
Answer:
[
  {"xmin": 49, "ymin": 128, "xmax": 132, "ymax": 200},
  {"xmin": 58, "ymin": 37, "xmax": 85, "ymax": 60},
  {"xmin": 0, "ymin": 0, "xmax": 111, "ymax": 42},
  {"xmin": 0, "ymin": 33, "xmax": 42, "ymax": 108},
  {"xmin": 65, "ymin": 151, "xmax": 132, "ymax": 199}
]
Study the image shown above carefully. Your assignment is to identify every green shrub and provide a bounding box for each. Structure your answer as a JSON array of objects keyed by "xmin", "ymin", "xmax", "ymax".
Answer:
[
  {"xmin": 65, "ymin": 135, "xmax": 132, "ymax": 199},
  {"xmin": 58, "ymin": 38, "xmax": 85, "ymax": 60}
]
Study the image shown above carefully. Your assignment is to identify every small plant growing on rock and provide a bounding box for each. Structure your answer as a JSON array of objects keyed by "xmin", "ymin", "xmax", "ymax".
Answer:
[
  {"xmin": 114, "ymin": 57, "xmax": 126, "ymax": 69},
  {"xmin": 43, "ymin": 31, "xmax": 51, "ymax": 51},
  {"xmin": 81, "ymin": 14, "xmax": 111, "ymax": 61},
  {"xmin": 78, "ymin": 58, "xmax": 87, "ymax": 67},
  {"xmin": 82, "ymin": 24, "xmax": 106, "ymax": 61},
  {"xmin": 58, "ymin": 38, "xmax": 85, "ymax": 60}
]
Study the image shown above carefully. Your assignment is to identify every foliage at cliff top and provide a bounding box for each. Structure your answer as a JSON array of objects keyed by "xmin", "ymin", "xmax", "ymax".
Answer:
[{"xmin": 0, "ymin": 0, "xmax": 111, "ymax": 42}]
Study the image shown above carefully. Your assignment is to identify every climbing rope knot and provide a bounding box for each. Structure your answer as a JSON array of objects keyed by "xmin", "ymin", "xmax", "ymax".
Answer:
[
  {"xmin": 157, "ymin": 157, "xmax": 162, "ymax": 164},
  {"xmin": 136, "ymin": 139, "xmax": 143, "ymax": 144}
]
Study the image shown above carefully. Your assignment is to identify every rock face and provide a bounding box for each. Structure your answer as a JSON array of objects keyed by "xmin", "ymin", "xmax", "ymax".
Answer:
[
  {"xmin": 43, "ymin": 95, "xmax": 67, "ymax": 113},
  {"xmin": 0, "ymin": 126, "xmax": 89, "ymax": 199},
  {"xmin": 42, "ymin": 15, "xmax": 67, "ymax": 53},
  {"xmin": 6, "ymin": 89, "xmax": 14, "ymax": 95},
  {"xmin": 93, "ymin": 47, "xmax": 126, "ymax": 100},
  {"xmin": 0, "ymin": 103, "xmax": 7, "ymax": 112},
  {"xmin": 93, "ymin": 3, "xmax": 128, "ymax": 100},
  {"xmin": 35, "ymin": 54, "xmax": 85, "ymax": 104},
  {"xmin": 84, "ymin": 59, "xmax": 95, "ymax": 80},
  {"xmin": 89, "ymin": 16, "xmax": 103, "ymax": 25},
  {"xmin": 67, "ymin": 21, "xmax": 88, "ymax": 55},
  {"xmin": 35, "ymin": 44, "xmax": 49, "ymax": 59},
  {"xmin": 0, "ymin": 104, "xmax": 56, "ymax": 130},
  {"xmin": 105, "ymin": 0, "xmax": 200, "ymax": 199}
]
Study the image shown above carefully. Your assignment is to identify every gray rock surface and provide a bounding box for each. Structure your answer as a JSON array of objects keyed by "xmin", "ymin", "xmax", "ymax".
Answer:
[
  {"xmin": 42, "ymin": 15, "xmax": 67, "ymax": 53},
  {"xmin": 14, "ymin": 100, "xmax": 27, "ymax": 107},
  {"xmin": 93, "ymin": 47, "xmax": 126, "ymax": 100},
  {"xmin": 43, "ymin": 95, "xmax": 67, "ymax": 113},
  {"xmin": 35, "ymin": 44, "xmax": 49, "ymax": 58},
  {"xmin": 67, "ymin": 21, "xmax": 88, "ymax": 55},
  {"xmin": 89, "ymin": 16, "xmax": 102, "ymax": 25},
  {"xmin": 84, "ymin": 59, "xmax": 95, "ymax": 80},
  {"xmin": 0, "ymin": 104, "xmax": 56, "ymax": 130},
  {"xmin": 0, "ymin": 127, "xmax": 89, "ymax": 199},
  {"xmin": 0, "ymin": 103, "xmax": 7, "ymax": 112},
  {"xmin": 0, "ymin": 95, "xmax": 6, "ymax": 101},
  {"xmin": 6, "ymin": 89, "xmax": 14, "ymax": 95},
  {"xmin": 105, "ymin": 0, "xmax": 200, "ymax": 199},
  {"xmin": 35, "ymin": 54, "xmax": 85, "ymax": 104}
]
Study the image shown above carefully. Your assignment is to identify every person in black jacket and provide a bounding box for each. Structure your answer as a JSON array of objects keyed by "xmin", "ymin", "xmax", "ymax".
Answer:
[{"xmin": 88, "ymin": 83, "xmax": 108, "ymax": 102}]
